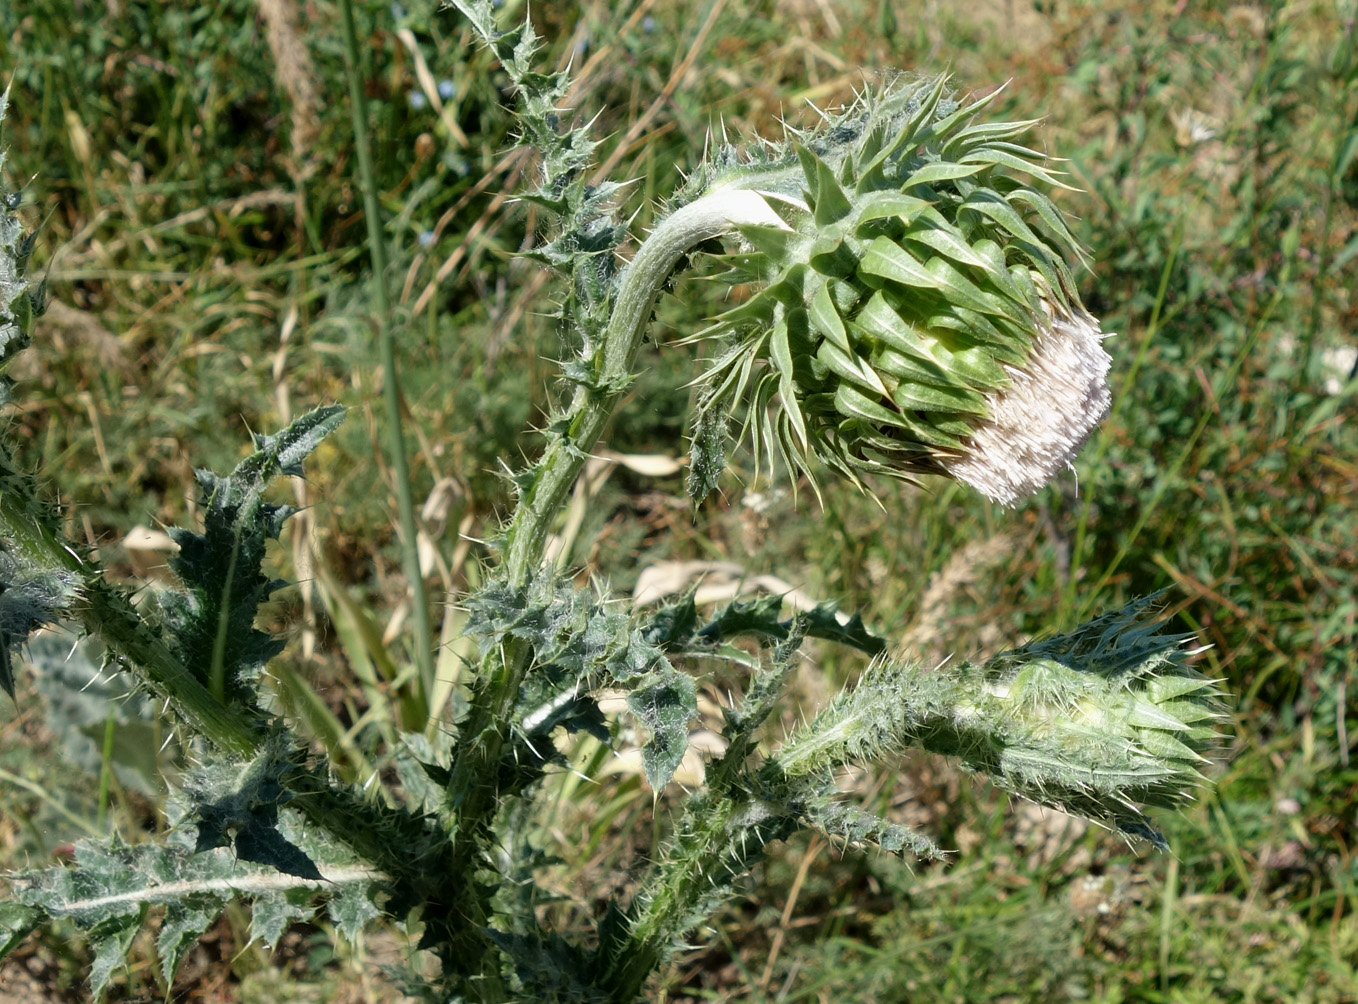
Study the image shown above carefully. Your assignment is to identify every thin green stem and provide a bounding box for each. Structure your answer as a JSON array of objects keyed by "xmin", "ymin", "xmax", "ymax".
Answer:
[
  {"xmin": 96, "ymin": 714, "xmax": 115, "ymax": 829},
  {"xmin": 338, "ymin": 0, "xmax": 434, "ymax": 721},
  {"xmin": 457, "ymin": 189, "xmax": 790, "ymax": 790}
]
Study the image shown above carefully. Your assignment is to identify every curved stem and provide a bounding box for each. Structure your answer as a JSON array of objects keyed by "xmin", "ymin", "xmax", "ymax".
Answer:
[
  {"xmin": 441, "ymin": 189, "xmax": 788, "ymax": 997},
  {"xmin": 463, "ymin": 188, "xmax": 789, "ymax": 762},
  {"xmin": 502, "ymin": 188, "xmax": 790, "ymax": 586}
]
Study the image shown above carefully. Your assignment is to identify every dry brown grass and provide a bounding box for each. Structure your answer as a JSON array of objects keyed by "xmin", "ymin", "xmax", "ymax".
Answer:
[{"xmin": 256, "ymin": 0, "xmax": 323, "ymax": 180}]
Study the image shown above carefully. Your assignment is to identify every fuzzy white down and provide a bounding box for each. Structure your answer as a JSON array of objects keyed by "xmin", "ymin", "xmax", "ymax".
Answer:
[{"xmin": 944, "ymin": 303, "xmax": 1112, "ymax": 505}]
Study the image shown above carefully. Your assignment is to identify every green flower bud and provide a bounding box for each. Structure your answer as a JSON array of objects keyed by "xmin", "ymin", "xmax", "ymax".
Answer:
[
  {"xmin": 775, "ymin": 596, "xmax": 1225, "ymax": 845},
  {"xmin": 681, "ymin": 75, "xmax": 1112, "ymax": 504}
]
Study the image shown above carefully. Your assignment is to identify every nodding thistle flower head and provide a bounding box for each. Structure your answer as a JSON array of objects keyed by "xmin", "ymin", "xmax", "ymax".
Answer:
[
  {"xmin": 775, "ymin": 596, "xmax": 1225, "ymax": 845},
  {"xmin": 679, "ymin": 75, "xmax": 1112, "ymax": 505}
]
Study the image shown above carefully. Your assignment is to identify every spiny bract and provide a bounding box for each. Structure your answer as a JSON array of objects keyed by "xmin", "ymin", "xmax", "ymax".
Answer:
[{"xmin": 684, "ymin": 74, "xmax": 1112, "ymax": 505}]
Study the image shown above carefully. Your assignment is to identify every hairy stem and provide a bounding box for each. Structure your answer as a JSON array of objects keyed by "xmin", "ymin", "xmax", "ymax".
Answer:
[
  {"xmin": 440, "ymin": 188, "xmax": 788, "ymax": 997},
  {"xmin": 338, "ymin": 0, "xmax": 434, "ymax": 724},
  {"xmin": 501, "ymin": 188, "xmax": 789, "ymax": 585},
  {"xmin": 599, "ymin": 793, "xmax": 794, "ymax": 1001},
  {"xmin": 0, "ymin": 492, "xmax": 260, "ymax": 757}
]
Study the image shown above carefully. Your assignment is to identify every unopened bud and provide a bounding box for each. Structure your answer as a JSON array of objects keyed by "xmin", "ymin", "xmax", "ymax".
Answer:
[
  {"xmin": 680, "ymin": 75, "xmax": 1113, "ymax": 504},
  {"xmin": 776, "ymin": 596, "xmax": 1225, "ymax": 845}
]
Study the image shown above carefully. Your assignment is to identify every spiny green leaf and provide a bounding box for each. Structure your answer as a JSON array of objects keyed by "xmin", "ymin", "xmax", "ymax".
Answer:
[
  {"xmin": 188, "ymin": 739, "xmax": 322, "ymax": 881},
  {"xmin": 250, "ymin": 887, "xmax": 315, "ymax": 950},
  {"xmin": 903, "ymin": 214, "xmax": 992, "ymax": 268},
  {"xmin": 486, "ymin": 930, "xmax": 609, "ymax": 1003},
  {"xmin": 643, "ymin": 593, "xmax": 889, "ymax": 658},
  {"xmin": 0, "ymin": 560, "xmax": 78, "ymax": 701},
  {"xmin": 807, "ymin": 149, "xmax": 854, "ymax": 225},
  {"xmin": 816, "ymin": 338, "xmax": 891, "ymax": 397},
  {"xmin": 809, "ymin": 281, "xmax": 852, "ymax": 354},
  {"xmin": 445, "ymin": 0, "xmax": 499, "ymax": 41},
  {"xmin": 158, "ymin": 895, "xmax": 220, "ymax": 985},
  {"xmin": 235, "ymin": 816, "xmax": 324, "ymax": 882},
  {"xmin": 0, "ymin": 900, "xmax": 38, "ymax": 961},
  {"xmin": 248, "ymin": 885, "xmax": 313, "ymax": 951},
  {"xmin": 9, "ymin": 826, "xmax": 375, "ymax": 994},
  {"xmin": 853, "ymin": 190, "xmax": 934, "ymax": 225},
  {"xmin": 960, "ymin": 188, "xmax": 1047, "ymax": 249},
  {"xmin": 89, "ymin": 907, "xmax": 146, "ymax": 1001},
  {"xmin": 160, "ymin": 406, "xmax": 344, "ymax": 703},
  {"xmin": 901, "ymin": 160, "xmax": 987, "ymax": 188},
  {"xmin": 465, "ymin": 573, "xmax": 666, "ymax": 694},
  {"xmin": 852, "ymin": 295, "xmax": 951, "ymax": 374},
  {"xmin": 252, "ymin": 405, "xmax": 346, "ymax": 478},
  {"xmin": 327, "ymin": 882, "xmax": 381, "ymax": 943},
  {"xmin": 628, "ymin": 666, "xmax": 698, "ymax": 790},
  {"xmin": 861, "ymin": 235, "xmax": 945, "ymax": 290}
]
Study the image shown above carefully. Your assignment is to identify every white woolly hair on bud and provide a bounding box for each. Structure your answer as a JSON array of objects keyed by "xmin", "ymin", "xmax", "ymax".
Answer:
[{"xmin": 943, "ymin": 299, "xmax": 1113, "ymax": 506}]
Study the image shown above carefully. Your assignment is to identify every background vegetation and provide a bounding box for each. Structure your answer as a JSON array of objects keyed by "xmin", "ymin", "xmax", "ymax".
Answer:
[{"xmin": 1, "ymin": 0, "xmax": 1355, "ymax": 1000}]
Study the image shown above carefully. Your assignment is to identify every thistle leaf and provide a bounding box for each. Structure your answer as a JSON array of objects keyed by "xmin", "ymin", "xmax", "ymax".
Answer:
[
  {"xmin": 0, "ymin": 900, "xmax": 38, "ymax": 961},
  {"xmin": 900, "ymin": 160, "xmax": 988, "ymax": 188},
  {"xmin": 157, "ymin": 895, "xmax": 221, "ymax": 986},
  {"xmin": 89, "ymin": 908, "xmax": 146, "ymax": 1001},
  {"xmin": 327, "ymin": 881, "xmax": 381, "ymax": 943},
  {"xmin": 250, "ymin": 887, "xmax": 316, "ymax": 950},
  {"xmin": 8, "ymin": 829, "xmax": 374, "ymax": 994},
  {"xmin": 445, "ymin": 0, "xmax": 498, "ymax": 39},
  {"xmin": 628, "ymin": 665, "xmax": 698, "ymax": 790},
  {"xmin": 187, "ymin": 738, "xmax": 323, "ymax": 881},
  {"xmin": 0, "ymin": 559, "xmax": 77, "ymax": 700},
  {"xmin": 159, "ymin": 406, "xmax": 344, "ymax": 704}
]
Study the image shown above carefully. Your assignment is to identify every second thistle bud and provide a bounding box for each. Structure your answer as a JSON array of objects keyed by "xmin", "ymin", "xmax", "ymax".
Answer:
[
  {"xmin": 680, "ymin": 75, "xmax": 1112, "ymax": 505},
  {"xmin": 775, "ymin": 596, "xmax": 1224, "ymax": 845}
]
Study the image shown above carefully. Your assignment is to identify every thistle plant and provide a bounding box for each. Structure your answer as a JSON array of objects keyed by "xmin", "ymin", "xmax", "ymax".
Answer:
[{"xmin": 0, "ymin": 6, "xmax": 1225, "ymax": 1002}]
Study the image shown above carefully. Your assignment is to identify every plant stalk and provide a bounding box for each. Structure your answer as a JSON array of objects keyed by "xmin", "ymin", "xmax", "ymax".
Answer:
[
  {"xmin": 456, "ymin": 188, "xmax": 789, "ymax": 792},
  {"xmin": 0, "ymin": 492, "xmax": 261, "ymax": 757},
  {"xmin": 501, "ymin": 188, "xmax": 789, "ymax": 586},
  {"xmin": 338, "ymin": 0, "xmax": 435, "ymax": 724},
  {"xmin": 599, "ymin": 793, "xmax": 793, "ymax": 1001},
  {"xmin": 440, "ymin": 188, "xmax": 788, "ymax": 997}
]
